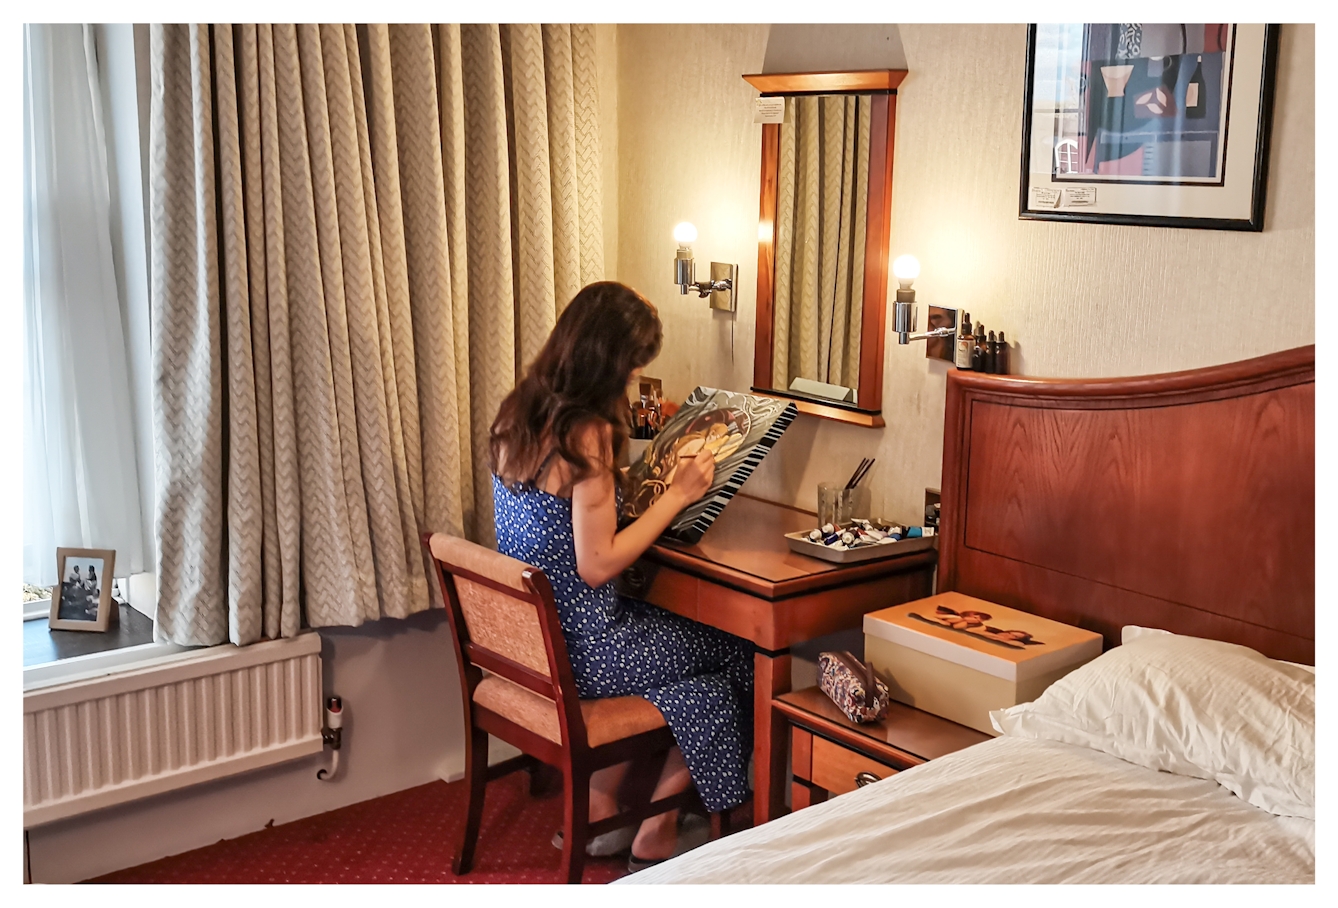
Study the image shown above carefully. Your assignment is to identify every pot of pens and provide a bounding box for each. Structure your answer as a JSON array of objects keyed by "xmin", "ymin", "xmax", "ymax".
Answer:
[
  {"xmin": 817, "ymin": 457, "xmax": 876, "ymax": 528},
  {"xmin": 786, "ymin": 458, "xmax": 936, "ymax": 563}
]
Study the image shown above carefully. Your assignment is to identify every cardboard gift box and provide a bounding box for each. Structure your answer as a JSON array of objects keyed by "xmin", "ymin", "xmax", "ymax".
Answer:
[{"xmin": 863, "ymin": 592, "xmax": 1103, "ymax": 735}]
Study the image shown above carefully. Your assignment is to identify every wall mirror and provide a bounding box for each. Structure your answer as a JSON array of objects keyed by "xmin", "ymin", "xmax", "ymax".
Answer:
[{"xmin": 745, "ymin": 70, "xmax": 906, "ymax": 428}]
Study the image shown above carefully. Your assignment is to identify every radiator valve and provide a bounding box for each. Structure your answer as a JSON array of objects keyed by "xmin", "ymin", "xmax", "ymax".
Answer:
[{"xmin": 317, "ymin": 696, "xmax": 343, "ymax": 781}]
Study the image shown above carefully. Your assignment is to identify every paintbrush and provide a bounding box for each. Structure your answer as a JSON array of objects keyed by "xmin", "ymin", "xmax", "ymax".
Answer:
[
  {"xmin": 844, "ymin": 458, "xmax": 870, "ymax": 490},
  {"xmin": 849, "ymin": 457, "xmax": 875, "ymax": 489}
]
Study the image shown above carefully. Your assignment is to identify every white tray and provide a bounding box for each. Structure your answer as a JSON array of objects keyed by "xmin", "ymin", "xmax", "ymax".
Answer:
[{"xmin": 784, "ymin": 531, "xmax": 935, "ymax": 564}]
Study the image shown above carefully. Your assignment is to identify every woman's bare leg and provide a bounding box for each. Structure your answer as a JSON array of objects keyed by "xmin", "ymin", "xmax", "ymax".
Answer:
[
  {"xmin": 588, "ymin": 761, "xmax": 631, "ymax": 822},
  {"xmin": 632, "ymin": 746, "xmax": 692, "ymax": 859}
]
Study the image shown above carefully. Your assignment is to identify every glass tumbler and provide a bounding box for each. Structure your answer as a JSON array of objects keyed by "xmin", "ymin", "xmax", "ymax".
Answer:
[{"xmin": 817, "ymin": 482, "xmax": 871, "ymax": 529}]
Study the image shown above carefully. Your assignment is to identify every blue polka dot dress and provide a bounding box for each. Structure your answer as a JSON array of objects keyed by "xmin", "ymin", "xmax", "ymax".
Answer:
[{"xmin": 493, "ymin": 474, "xmax": 753, "ymax": 812}]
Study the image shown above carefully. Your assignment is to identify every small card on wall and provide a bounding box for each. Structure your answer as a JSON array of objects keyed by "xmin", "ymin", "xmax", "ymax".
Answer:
[
  {"xmin": 1063, "ymin": 187, "xmax": 1098, "ymax": 207},
  {"xmin": 1030, "ymin": 186, "xmax": 1061, "ymax": 208},
  {"xmin": 754, "ymin": 96, "xmax": 785, "ymax": 124}
]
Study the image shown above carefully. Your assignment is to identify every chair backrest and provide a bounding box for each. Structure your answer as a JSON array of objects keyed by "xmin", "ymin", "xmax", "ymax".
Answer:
[{"xmin": 423, "ymin": 532, "xmax": 589, "ymax": 751}]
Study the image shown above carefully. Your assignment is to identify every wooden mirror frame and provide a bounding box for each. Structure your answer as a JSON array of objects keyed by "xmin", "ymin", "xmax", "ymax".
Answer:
[{"xmin": 744, "ymin": 69, "xmax": 908, "ymax": 429}]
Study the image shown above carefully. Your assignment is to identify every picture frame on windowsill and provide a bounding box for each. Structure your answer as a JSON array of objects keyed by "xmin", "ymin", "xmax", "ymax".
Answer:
[
  {"xmin": 48, "ymin": 548, "xmax": 118, "ymax": 633},
  {"xmin": 1019, "ymin": 23, "xmax": 1280, "ymax": 231}
]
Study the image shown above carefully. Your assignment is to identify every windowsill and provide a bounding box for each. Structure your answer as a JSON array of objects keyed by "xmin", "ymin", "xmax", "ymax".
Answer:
[
  {"xmin": 24, "ymin": 602, "xmax": 158, "ymax": 669},
  {"xmin": 22, "ymin": 597, "xmax": 199, "ymax": 694},
  {"xmin": 23, "ymin": 636, "xmax": 199, "ymax": 692}
]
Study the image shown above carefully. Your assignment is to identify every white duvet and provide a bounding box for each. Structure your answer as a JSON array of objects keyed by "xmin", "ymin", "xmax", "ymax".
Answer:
[{"xmin": 621, "ymin": 736, "xmax": 1314, "ymax": 884}]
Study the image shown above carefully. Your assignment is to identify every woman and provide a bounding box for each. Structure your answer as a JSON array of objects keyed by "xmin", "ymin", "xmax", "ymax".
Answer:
[{"xmin": 489, "ymin": 281, "xmax": 752, "ymax": 868}]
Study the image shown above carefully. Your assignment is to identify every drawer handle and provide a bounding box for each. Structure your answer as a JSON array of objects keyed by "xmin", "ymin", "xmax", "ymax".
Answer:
[{"xmin": 854, "ymin": 771, "xmax": 881, "ymax": 788}]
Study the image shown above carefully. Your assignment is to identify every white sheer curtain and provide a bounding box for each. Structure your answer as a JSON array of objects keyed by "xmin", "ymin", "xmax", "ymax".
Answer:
[{"xmin": 23, "ymin": 23, "xmax": 146, "ymax": 586}]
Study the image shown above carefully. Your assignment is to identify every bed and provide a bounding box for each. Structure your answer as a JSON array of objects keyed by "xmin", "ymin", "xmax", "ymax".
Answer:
[{"xmin": 622, "ymin": 346, "xmax": 1315, "ymax": 885}]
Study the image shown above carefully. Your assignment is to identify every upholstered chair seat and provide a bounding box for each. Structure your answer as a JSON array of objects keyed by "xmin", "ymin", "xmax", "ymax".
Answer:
[{"xmin": 472, "ymin": 675, "xmax": 668, "ymax": 748}]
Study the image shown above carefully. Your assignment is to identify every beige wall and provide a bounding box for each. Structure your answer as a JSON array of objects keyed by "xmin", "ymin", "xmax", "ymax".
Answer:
[{"xmin": 614, "ymin": 24, "xmax": 1315, "ymax": 525}]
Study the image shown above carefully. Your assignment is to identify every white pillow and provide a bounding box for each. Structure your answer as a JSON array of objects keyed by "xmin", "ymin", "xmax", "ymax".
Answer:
[
  {"xmin": 990, "ymin": 629, "xmax": 1315, "ymax": 818},
  {"xmin": 1122, "ymin": 624, "xmax": 1315, "ymax": 673}
]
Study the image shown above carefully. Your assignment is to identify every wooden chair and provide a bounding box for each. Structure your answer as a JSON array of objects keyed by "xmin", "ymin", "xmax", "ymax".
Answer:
[{"xmin": 424, "ymin": 532, "xmax": 732, "ymax": 883}]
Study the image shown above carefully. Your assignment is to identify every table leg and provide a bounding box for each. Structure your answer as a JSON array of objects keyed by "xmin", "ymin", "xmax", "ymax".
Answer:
[{"xmin": 752, "ymin": 649, "xmax": 791, "ymax": 825}]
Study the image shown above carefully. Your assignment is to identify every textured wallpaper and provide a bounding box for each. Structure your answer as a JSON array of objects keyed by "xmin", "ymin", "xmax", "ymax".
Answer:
[{"xmin": 613, "ymin": 23, "xmax": 1314, "ymax": 526}]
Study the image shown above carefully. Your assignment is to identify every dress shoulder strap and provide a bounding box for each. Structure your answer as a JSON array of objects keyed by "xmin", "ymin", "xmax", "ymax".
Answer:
[{"xmin": 530, "ymin": 448, "xmax": 561, "ymax": 488}]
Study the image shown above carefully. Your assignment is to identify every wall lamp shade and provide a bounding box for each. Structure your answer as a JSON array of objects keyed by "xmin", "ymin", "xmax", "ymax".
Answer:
[{"xmin": 672, "ymin": 222, "xmax": 737, "ymax": 312}]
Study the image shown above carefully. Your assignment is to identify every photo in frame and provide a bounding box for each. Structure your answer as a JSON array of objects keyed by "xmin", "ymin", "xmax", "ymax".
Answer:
[
  {"xmin": 1019, "ymin": 23, "xmax": 1279, "ymax": 230},
  {"xmin": 48, "ymin": 547, "xmax": 117, "ymax": 632}
]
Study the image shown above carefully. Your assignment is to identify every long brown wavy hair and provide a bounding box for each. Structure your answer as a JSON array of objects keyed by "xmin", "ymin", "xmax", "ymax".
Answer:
[{"xmin": 490, "ymin": 281, "xmax": 662, "ymax": 492}]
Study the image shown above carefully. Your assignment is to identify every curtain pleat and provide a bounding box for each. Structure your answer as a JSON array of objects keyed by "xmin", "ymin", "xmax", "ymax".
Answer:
[
  {"xmin": 150, "ymin": 24, "xmax": 226, "ymax": 645},
  {"xmin": 543, "ymin": 25, "xmax": 579, "ymax": 308},
  {"xmin": 571, "ymin": 24, "xmax": 604, "ymax": 286},
  {"xmin": 844, "ymin": 98, "xmax": 870, "ymax": 390},
  {"xmin": 507, "ymin": 24, "xmax": 558, "ymax": 373},
  {"xmin": 150, "ymin": 23, "xmax": 603, "ymax": 645},
  {"xmin": 771, "ymin": 97, "xmax": 797, "ymax": 388},
  {"xmin": 435, "ymin": 24, "xmax": 475, "ymax": 540},
  {"xmin": 459, "ymin": 24, "xmax": 516, "ymax": 549},
  {"xmin": 772, "ymin": 93, "xmax": 870, "ymax": 395}
]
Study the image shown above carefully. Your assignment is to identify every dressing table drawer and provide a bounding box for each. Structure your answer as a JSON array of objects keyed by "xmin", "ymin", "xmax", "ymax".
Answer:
[
  {"xmin": 619, "ymin": 560, "xmax": 698, "ymax": 612},
  {"xmin": 807, "ymin": 734, "xmax": 898, "ymax": 795}
]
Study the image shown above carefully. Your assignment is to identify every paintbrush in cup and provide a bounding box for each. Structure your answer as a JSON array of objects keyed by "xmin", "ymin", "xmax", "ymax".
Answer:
[{"xmin": 844, "ymin": 458, "xmax": 870, "ymax": 490}]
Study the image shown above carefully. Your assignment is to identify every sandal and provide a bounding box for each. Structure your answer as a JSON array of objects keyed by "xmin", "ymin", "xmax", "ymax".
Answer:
[{"xmin": 627, "ymin": 851, "xmax": 669, "ymax": 872}]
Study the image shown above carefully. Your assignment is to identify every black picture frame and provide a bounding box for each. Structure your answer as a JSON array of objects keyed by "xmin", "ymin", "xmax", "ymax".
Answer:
[{"xmin": 1018, "ymin": 23, "xmax": 1280, "ymax": 231}]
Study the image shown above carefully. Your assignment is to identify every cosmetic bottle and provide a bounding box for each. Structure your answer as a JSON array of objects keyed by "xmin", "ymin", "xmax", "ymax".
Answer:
[
  {"xmin": 995, "ymin": 332, "xmax": 1010, "ymax": 375},
  {"xmin": 647, "ymin": 386, "xmax": 663, "ymax": 436},
  {"xmin": 986, "ymin": 330, "xmax": 998, "ymax": 374},
  {"xmin": 972, "ymin": 323, "xmax": 986, "ymax": 372},
  {"xmin": 635, "ymin": 395, "xmax": 651, "ymax": 439},
  {"xmin": 955, "ymin": 312, "xmax": 974, "ymax": 369}
]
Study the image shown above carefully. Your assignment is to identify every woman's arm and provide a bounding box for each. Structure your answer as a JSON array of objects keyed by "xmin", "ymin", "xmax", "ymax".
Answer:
[{"xmin": 569, "ymin": 421, "xmax": 715, "ymax": 588}]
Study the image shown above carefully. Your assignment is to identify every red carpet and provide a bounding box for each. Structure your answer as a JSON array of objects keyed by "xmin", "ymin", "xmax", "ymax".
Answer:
[{"xmin": 90, "ymin": 771, "xmax": 638, "ymax": 884}]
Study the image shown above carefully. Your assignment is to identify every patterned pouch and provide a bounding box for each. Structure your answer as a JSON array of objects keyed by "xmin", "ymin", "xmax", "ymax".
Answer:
[{"xmin": 818, "ymin": 651, "xmax": 890, "ymax": 724}]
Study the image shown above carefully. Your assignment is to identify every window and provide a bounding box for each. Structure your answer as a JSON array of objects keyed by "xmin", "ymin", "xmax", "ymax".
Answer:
[{"xmin": 22, "ymin": 24, "xmax": 154, "ymax": 614}]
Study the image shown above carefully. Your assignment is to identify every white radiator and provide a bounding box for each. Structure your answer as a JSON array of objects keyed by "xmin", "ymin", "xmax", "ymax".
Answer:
[{"xmin": 23, "ymin": 633, "xmax": 324, "ymax": 827}]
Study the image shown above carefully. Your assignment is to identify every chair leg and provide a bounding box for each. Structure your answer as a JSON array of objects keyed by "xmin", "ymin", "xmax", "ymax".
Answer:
[
  {"xmin": 453, "ymin": 725, "xmax": 489, "ymax": 875},
  {"xmin": 560, "ymin": 766, "xmax": 591, "ymax": 884},
  {"xmin": 529, "ymin": 761, "xmax": 559, "ymax": 797},
  {"xmin": 710, "ymin": 794, "xmax": 750, "ymax": 840}
]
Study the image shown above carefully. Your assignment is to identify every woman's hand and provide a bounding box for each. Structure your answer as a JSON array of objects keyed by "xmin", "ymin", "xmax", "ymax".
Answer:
[
  {"xmin": 668, "ymin": 449, "xmax": 715, "ymax": 505},
  {"xmin": 570, "ymin": 422, "xmax": 717, "ymax": 589}
]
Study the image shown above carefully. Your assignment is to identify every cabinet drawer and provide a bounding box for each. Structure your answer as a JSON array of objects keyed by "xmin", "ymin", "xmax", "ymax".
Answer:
[{"xmin": 810, "ymin": 735, "xmax": 898, "ymax": 796}]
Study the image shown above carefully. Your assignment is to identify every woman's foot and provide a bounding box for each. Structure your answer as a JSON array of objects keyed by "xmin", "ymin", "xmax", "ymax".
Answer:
[{"xmin": 629, "ymin": 809, "xmax": 680, "ymax": 863}]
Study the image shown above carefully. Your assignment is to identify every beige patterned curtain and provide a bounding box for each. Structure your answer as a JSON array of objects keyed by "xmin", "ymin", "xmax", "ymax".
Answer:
[
  {"xmin": 150, "ymin": 24, "xmax": 602, "ymax": 646},
  {"xmin": 772, "ymin": 94, "xmax": 870, "ymax": 393}
]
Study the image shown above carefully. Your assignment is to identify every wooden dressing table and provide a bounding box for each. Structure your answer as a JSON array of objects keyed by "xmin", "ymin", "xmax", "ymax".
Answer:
[{"xmin": 618, "ymin": 494, "xmax": 937, "ymax": 824}]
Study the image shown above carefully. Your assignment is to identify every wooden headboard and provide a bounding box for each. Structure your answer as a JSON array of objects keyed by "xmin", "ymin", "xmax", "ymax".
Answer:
[{"xmin": 938, "ymin": 346, "xmax": 1314, "ymax": 664}]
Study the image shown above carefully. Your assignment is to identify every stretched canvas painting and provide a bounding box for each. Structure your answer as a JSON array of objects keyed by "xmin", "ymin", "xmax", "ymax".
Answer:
[{"xmin": 623, "ymin": 387, "xmax": 797, "ymax": 544}]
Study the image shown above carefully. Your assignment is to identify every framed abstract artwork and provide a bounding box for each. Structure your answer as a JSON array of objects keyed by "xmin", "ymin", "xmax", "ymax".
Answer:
[{"xmin": 1019, "ymin": 24, "xmax": 1280, "ymax": 230}]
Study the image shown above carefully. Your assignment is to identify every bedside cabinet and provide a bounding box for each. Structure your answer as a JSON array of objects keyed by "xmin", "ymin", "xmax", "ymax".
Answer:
[{"xmin": 775, "ymin": 688, "xmax": 991, "ymax": 809}]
